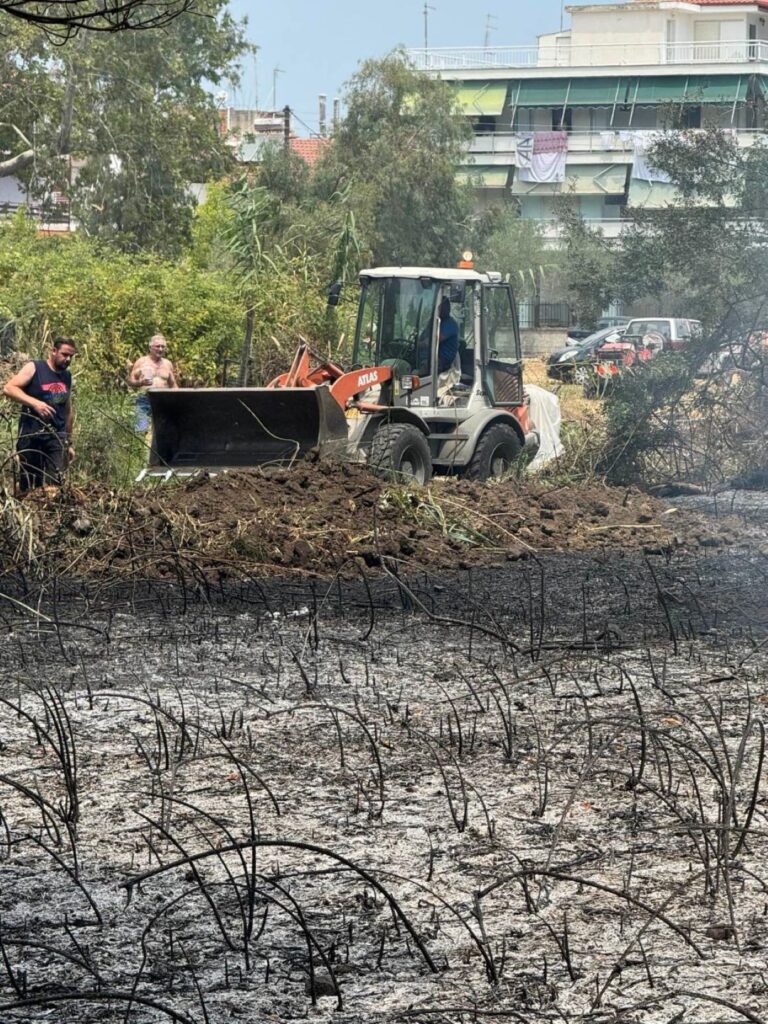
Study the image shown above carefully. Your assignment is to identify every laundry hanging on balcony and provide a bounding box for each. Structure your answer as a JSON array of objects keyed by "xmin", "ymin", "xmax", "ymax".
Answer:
[
  {"xmin": 517, "ymin": 131, "xmax": 568, "ymax": 184},
  {"xmin": 631, "ymin": 132, "xmax": 671, "ymax": 183}
]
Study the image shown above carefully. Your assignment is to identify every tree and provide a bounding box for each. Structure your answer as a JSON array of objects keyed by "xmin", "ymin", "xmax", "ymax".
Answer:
[
  {"xmin": 0, "ymin": 0, "xmax": 194, "ymax": 39},
  {"xmin": 616, "ymin": 128, "xmax": 768, "ymax": 327},
  {"xmin": 597, "ymin": 128, "xmax": 768, "ymax": 485},
  {"xmin": 475, "ymin": 205, "xmax": 558, "ymax": 296},
  {"xmin": 0, "ymin": 3, "xmax": 248, "ymax": 254},
  {"xmin": 555, "ymin": 200, "xmax": 620, "ymax": 328},
  {"xmin": 316, "ymin": 52, "xmax": 474, "ymax": 266},
  {"xmin": 0, "ymin": 211, "xmax": 243, "ymax": 387}
]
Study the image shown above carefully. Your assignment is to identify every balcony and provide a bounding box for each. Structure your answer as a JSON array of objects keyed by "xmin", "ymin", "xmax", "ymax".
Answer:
[
  {"xmin": 407, "ymin": 39, "xmax": 768, "ymax": 71},
  {"xmin": 537, "ymin": 217, "xmax": 627, "ymax": 241},
  {"xmin": 468, "ymin": 129, "xmax": 763, "ymax": 161}
]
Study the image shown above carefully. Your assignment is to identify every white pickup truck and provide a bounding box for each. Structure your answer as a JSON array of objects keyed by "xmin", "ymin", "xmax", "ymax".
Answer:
[{"xmin": 623, "ymin": 317, "xmax": 702, "ymax": 352}]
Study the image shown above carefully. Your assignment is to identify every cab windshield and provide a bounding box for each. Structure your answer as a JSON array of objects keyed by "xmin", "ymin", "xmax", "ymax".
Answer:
[{"xmin": 354, "ymin": 277, "xmax": 440, "ymax": 376}]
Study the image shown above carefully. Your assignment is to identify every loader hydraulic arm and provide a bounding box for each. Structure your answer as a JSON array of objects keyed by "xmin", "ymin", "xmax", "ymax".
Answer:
[{"xmin": 268, "ymin": 343, "xmax": 393, "ymax": 410}]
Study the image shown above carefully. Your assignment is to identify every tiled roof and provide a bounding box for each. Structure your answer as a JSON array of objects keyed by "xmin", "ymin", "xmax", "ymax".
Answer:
[
  {"xmin": 290, "ymin": 137, "xmax": 330, "ymax": 166},
  {"xmin": 679, "ymin": 0, "xmax": 768, "ymax": 5}
]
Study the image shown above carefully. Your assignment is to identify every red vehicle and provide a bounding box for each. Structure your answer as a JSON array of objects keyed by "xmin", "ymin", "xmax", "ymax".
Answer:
[{"xmin": 585, "ymin": 333, "xmax": 661, "ymax": 397}]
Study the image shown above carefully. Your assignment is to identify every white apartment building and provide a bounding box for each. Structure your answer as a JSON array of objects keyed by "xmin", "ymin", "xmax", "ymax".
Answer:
[{"xmin": 409, "ymin": 0, "xmax": 768, "ymax": 240}]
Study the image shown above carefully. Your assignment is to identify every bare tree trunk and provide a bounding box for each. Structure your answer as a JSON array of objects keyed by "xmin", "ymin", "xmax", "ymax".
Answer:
[
  {"xmin": 239, "ymin": 306, "xmax": 254, "ymax": 386},
  {"xmin": 0, "ymin": 150, "xmax": 34, "ymax": 178}
]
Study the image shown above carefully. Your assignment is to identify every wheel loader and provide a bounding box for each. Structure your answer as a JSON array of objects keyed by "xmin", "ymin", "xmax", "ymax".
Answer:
[{"xmin": 146, "ymin": 266, "xmax": 540, "ymax": 483}]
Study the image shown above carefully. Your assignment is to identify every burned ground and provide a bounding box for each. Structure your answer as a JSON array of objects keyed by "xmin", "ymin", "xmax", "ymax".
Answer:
[{"xmin": 1, "ymin": 536, "xmax": 768, "ymax": 1023}]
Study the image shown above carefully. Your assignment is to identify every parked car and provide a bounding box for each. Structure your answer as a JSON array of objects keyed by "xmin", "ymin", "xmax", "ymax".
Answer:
[
  {"xmin": 594, "ymin": 315, "xmax": 630, "ymax": 332},
  {"xmin": 564, "ymin": 327, "xmax": 594, "ymax": 345},
  {"xmin": 564, "ymin": 316, "xmax": 629, "ymax": 346},
  {"xmin": 547, "ymin": 326, "xmax": 625, "ymax": 383},
  {"xmin": 583, "ymin": 317, "xmax": 702, "ymax": 398},
  {"xmin": 695, "ymin": 333, "xmax": 765, "ymax": 379},
  {"xmin": 622, "ymin": 317, "xmax": 701, "ymax": 352}
]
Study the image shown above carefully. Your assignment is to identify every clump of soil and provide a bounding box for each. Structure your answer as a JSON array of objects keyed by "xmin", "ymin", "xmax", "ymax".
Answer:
[{"xmin": 8, "ymin": 457, "xmax": 756, "ymax": 580}]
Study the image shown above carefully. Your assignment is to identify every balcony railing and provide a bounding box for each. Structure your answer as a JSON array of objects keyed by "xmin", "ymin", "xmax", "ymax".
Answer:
[
  {"xmin": 407, "ymin": 39, "xmax": 768, "ymax": 71},
  {"xmin": 468, "ymin": 129, "xmax": 763, "ymax": 158}
]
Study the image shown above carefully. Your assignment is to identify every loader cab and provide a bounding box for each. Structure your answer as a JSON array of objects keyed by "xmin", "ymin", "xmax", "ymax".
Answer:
[
  {"xmin": 353, "ymin": 271, "xmax": 477, "ymax": 407},
  {"xmin": 482, "ymin": 282, "xmax": 524, "ymax": 407}
]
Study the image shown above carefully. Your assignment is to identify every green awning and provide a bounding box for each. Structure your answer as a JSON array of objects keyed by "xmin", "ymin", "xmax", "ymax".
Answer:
[
  {"xmin": 627, "ymin": 180, "xmax": 682, "ymax": 208},
  {"xmin": 508, "ymin": 74, "xmax": 747, "ymax": 110},
  {"xmin": 511, "ymin": 77, "xmax": 627, "ymax": 108},
  {"xmin": 630, "ymin": 77, "xmax": 689, "ymax": 105},
  {"xmin": 630, "ymin": 75, "xmax": 746, "ymax": 105},
  {"xmin": 628, "ymin": 178, "xmax": 738, "ymax": 208},
  {"xmin": 511, "ymin": 164, "xmax": 627, "ymax": 196},
  {"xmin": 687, "ymin": 74, "xmax": 747, "ymax": 103},
  {"xmin": 457, "ymin": 166, "xmax": 509, "ymax": 188},
  {"xmin": 511, "ymin": 80, "xmax": 569, "ymax": 107},
  {"xmin": 563, "ymin": 78, "xmax": 627, "ymax": 106},
  {"xmin": 455, "ymin": 81, "xmax": 509, "ymax": 116}
]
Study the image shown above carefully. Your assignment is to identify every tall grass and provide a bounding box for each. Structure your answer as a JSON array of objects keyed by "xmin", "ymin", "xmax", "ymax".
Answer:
[
  {"xmin": 1, "ymin": 387, "xmax": 147, "ymax": 493},
  {"xmin": 70, "ymin": 387, "xmax": 148, "ymax": 489}
]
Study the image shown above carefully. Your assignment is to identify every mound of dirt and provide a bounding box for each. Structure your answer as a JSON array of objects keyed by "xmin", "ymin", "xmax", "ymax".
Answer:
[{"xmin": 8, "ymin": 457, "xmax": 758, "ymax": 581}]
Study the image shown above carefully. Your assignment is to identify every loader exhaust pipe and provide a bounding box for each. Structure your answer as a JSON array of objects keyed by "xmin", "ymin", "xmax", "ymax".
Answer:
[{"xmin": 148, "ymin": 386, "xmax": 349, "ymax": 471}]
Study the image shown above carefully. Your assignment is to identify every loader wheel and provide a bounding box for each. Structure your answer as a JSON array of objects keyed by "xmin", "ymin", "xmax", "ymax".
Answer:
[
  {"xmin": 369, "ymin": 424, "xmax": 432, "ymax": 485},
  {"xmin": 465, "ymin": 423, "xmax": 522, "ymax": 481}
]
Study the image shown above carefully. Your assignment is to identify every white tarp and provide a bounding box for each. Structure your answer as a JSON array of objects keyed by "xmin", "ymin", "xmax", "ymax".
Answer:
[
  {"xmin": 525, "ymin": 383, "xmax": 564, "ymax": 472},
  {"xmin": 631, "ymin": 131, "xmax": 671, "ymax": 183}
]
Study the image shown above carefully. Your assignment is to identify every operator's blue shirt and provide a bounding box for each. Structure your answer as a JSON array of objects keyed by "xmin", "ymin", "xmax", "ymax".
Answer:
[{"xmin": 438, "ymin": 316, "xmax": 459, "ymax": 372}]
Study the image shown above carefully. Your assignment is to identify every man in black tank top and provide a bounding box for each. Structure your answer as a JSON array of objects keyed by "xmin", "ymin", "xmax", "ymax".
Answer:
[{"xmin": 3, "ymin": 336, "xmax": 76, "ymax": 493}]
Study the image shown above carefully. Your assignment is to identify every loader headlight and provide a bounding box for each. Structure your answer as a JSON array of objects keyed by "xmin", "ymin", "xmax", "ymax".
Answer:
[{"xmin": 399, "ymin": 375, "xmax": 419, "ymax": 393}]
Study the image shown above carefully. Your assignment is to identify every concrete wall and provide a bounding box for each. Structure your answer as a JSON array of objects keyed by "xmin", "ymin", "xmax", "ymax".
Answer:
[
  {"xmin": 568, "ymin": 6, "xmax": 751, "ymax": 53},
  {"xmin": 522, "ymin": 327, "xmax": 569, "ymax": 356},
  {"xmin": 570, "ymin": 7, "xmax": 667, "ymax": 49}
]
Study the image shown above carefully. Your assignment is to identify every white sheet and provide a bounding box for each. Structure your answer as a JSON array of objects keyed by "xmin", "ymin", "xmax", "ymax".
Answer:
[{"xmin": 525, "ymin": 384, "xmax": 564, "ymax": 472}]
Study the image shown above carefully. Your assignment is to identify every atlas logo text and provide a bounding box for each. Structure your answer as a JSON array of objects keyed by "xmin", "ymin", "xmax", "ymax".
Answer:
[{"xmin": 357, "ymin": 370, "xmax": 379, "ymax": 388}]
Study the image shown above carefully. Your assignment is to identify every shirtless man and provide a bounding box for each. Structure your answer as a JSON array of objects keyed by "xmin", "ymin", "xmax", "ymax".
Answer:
[{"xmin": 128, "ymin": 334, "xmax": 178, "ymax": 432}]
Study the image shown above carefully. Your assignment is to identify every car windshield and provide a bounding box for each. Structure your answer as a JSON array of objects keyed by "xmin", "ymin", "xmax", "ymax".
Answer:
[
  {"xmin": 627, "ymin": 319, "xmax": 671, "ymax": 339},
  {"xmin": 575, "ymin": 326, "xmax": 623, "ymax": 357}
]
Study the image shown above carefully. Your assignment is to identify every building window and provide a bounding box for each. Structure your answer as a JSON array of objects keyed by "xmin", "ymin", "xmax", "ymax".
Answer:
[
  {"xmin": 552, "ymin": 107, "xmax": 573, "ymax": 131},
  {"xmin": 681, "ymin": 105, "xmax": 702, "ymax": 128},
  {"xmin": 472, "ymin": 115, "xmax": 496, "ymax": 134}
]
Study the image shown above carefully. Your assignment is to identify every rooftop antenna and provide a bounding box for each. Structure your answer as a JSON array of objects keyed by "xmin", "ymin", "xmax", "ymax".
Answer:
[
  {"xmin": 483, "ymin": 13, "xmax": 498, "ymax": 48},
  {"xmin": 271, "ymin": 66, "xmax": 284, "ymax": 110},
  {"xmin": 423, "ymin": 1, "xmax": 435, "ymax": 49},
  {"xmin": 253, "ymin": 45, "xmax": 260, "ymax": 109}
]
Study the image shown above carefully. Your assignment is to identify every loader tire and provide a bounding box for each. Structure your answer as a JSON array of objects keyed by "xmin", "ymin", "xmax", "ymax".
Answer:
[
  {"xmin": 465, "ymin": 423, "xmax": 522, "ymax": 481},
  {"xmin": 369, "ymin": 424, "xmax": 432, "ymax": 485}
]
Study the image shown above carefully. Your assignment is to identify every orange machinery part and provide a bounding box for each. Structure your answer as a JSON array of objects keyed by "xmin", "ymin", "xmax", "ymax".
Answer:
[
  {"xmin": 268, "ymin": 343, "xmax": 394, "ymax": 409},
  {"xmin": 270, "ymin": 344, "xmax": 533, "ymax": 428}
]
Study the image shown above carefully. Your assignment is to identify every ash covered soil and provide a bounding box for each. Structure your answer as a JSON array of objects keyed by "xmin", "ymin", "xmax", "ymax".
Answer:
[
  {"xmin": 3, "ymin": 465, "xmax": 768, "ymax": 1022},
  {"xmin": 2, "ymin": 546, "xmax": 768, "ymax": 1023},
  {"xmin": 11, "ymin": 457, "xmax": 765, "ymax": 580}
]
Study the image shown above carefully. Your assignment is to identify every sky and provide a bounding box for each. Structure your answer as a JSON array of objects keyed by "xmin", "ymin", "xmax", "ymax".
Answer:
[{"xmin": 225, "ymin": 0, "xmax": 614, "ymax": 136}]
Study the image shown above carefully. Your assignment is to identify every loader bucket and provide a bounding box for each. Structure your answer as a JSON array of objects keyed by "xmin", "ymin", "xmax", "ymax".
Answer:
[{"xmin": 148, "ymin": 386, "xmax": 349, "ymax": 471}]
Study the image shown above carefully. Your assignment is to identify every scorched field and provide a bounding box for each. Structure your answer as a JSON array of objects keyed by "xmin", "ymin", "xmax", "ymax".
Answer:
[{"xmin": 1, "ymin": 506, "xmax": 768, "ymax": 1023}]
